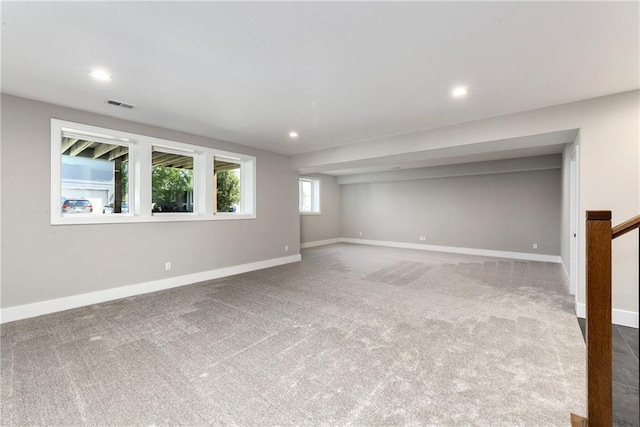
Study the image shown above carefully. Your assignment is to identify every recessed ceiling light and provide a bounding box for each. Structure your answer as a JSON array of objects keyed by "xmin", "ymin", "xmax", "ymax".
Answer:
[
  {"xmin": 90, "ymin": 69, "xmax": 112, "ymax": 81},
  {"xmin": 289, "ymin": 131, "xmax": 299, "ymax": 139},
  {"xmin": 451, "ymin": 86, "xmax": 468, "ymax": 98}
]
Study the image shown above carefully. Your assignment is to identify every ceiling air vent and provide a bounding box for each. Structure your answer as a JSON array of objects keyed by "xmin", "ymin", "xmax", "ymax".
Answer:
[{"xmin": 106, "ymin": 99, "xmax": 137, "ymax": 110}]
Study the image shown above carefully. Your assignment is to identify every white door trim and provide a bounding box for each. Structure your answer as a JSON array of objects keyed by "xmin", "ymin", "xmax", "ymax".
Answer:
[{"xmin": 570, "ymin": 145, "xmax": 580, "ymax": 304}]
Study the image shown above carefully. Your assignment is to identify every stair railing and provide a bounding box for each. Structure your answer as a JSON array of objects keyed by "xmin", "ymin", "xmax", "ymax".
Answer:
[{"xmin": 572, "ymin": 211, "xmax": 640, "ymax": 426}]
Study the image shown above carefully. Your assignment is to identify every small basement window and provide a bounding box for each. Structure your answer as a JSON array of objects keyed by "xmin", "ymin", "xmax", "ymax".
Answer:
[
  {"xmin": 214, "ymin": 157, "xmax": 242, "ymax": 214},
  {"xmin": 152, "ymin": 148, "xmax": 195, "ymax": 213},
  {"xmin": 59, "ymin": 133, "xmax": 131, "ymax": 217},
  {"xmin": 299, "ymin": 177, "xmax": 320, "ymax": 214}
]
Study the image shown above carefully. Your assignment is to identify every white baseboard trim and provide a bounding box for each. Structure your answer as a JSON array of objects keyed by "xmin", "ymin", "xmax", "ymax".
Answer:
[
  {"xmin": 339, "ymin": 238, "xmax": 562, "ymax": 263},
  {"xmin": 576, "ymin": 303, "xmax": 639, "ymax": 328},
  {"xmin": 0, "ymin": 254, "xmax": 302, "ymax": 324},
  {"xmin": 301, "ymin": 238, "xmax": 341, "ymax": 249}
]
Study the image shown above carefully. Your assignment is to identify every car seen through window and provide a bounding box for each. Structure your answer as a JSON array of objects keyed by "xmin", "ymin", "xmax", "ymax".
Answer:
[{"xmin": 61, "ymin": 198, "xmax": 93, "ymax": 214}]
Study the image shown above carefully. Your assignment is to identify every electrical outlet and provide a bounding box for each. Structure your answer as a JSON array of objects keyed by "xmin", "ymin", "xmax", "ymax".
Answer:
[
  {"xmin": 533, "ymin": 243, "xmax": 538, "ymax": 249},
  {"xmin": 165, "ymin": 262, "xmax": 172, "ymax": 271},
  {"xmin": 284, "ymin": 245, "xmax": 288, "ymax": 251},
  {"xmin": 359, "ymin": 231, "xmax": 363, "ymax": 236}
]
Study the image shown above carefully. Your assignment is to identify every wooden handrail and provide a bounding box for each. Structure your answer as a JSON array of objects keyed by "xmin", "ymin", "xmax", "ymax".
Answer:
[
  {"xmin": 574, "ymin": 211, "xmax": 640, "ymax": 426},
  {"xmin": 612, "ymin": 214, "xmax": 640, "ymax": 239}
]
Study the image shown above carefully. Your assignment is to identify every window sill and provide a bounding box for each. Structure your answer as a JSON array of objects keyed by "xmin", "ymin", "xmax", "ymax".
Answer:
[
  {"xmin": 300, "ymin": 211, "xmax": 321, "ymax": 216},
  {"xmin": 51, "ymin": 213, "xmax": 256, "ymax": 225}
]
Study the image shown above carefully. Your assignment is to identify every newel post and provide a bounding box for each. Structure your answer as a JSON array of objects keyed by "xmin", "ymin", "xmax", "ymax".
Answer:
[{"xmin": 585, "ymin": 210, "xmax": 612, "ymax": 426}]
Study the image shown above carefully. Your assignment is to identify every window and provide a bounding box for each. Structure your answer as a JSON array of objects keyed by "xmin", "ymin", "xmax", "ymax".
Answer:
[
  {"xmin": 152, "ymin": 148, "xmax": 194, "ymax": 213},
  {"xmin": 59, "ymin": 132, "xmax": 130, "ymax": 217},
  {"xmin": 299, "ymin": 177, "xmax": 320, "ymax": 214},
  {"xmin": 51, "ymin": 119, "xmax": 256, "ymax": 224},
  {"xmin": 214, "ymin": 157, "xmax": 241, "ymax": 213}
]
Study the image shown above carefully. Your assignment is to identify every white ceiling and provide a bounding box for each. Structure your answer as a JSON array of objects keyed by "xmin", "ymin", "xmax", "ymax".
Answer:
[{"xmin": 1, "ymin": 1, "xmax": 638, "ymax": 161}]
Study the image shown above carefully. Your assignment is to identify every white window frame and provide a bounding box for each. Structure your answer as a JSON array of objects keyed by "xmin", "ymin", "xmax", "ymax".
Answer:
[
  {"xmin": 51, "ymin": 119, "xmax": 256, "ymax": 225},
  {"xmin": 214, "ymin": 155, "xmax": 248, "ymax": 217},
  {"xmin": 299, "ymin": 177, "xmax": 321, "ymax": 215}
]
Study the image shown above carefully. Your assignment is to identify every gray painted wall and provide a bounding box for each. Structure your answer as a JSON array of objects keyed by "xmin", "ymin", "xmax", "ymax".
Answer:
[
  {"xmin": 1, "ymin": 95, "xmax": 300, "ymax": 308},
  {"xmin": 341, "ymin": 169, "xmax": 561, "ymax": 255},
  {"xmin": 300, "ymin": 174, "xmax": 341, "ymax": 244},
  {"xmin": 293, "ymin": 91, "xmax": 639, "ymax": 315}
]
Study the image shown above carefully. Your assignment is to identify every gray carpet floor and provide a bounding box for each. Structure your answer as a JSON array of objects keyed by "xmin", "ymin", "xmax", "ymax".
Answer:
[{"xmin": 1, "ymin": 243, "xmax": 586, "ymax": 425}]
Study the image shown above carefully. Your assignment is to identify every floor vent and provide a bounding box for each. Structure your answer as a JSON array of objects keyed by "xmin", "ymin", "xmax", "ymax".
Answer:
[{"xmin": 106, "ymin": 99, "xmax": 137, "ymax": 110}]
